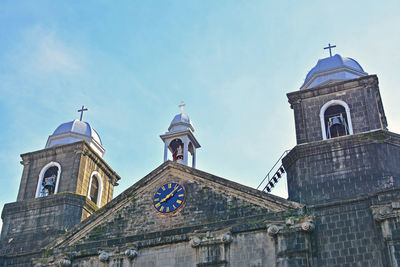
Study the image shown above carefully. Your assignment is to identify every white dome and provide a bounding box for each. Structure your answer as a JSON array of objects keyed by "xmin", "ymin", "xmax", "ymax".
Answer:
[
  {"xmin": 301, "ymin": 54, "xmax": 368, "ymax": 90},
  {"xmin": 168, "ymin": 113, "xmax": 195, "ymax": 132},
  {"xmin": 45, "ymin": 120, "xmax": 105, "ymax": 157}
]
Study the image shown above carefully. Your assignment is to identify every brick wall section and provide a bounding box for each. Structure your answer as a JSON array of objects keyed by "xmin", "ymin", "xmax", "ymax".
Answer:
[
  {"xmin": 311, "ymin": 198, "xmax": 388, "ymax": 267},
  {"xmin": 80, "ymin": 175, "xmax": 273, "ymax": 242},
  {"xmin": 17, "ymin": 143, "xmax": 82, "ymax": 200},
  {"xmin": 17, "ymin": 141, "xmax": 119, "ymax": 206},
  {"xmin": 283, "ymin": 130, "xmax": 400, "ymax": 205},
  {"xmin": 26, "ymin": 162, "xmax": 305, "ymax": 267},
  {"xmin": 287, "ymin": 75, "xmax": 387, "ymax": 145},
  {"xmin": 76, "ymin": 146, "xmax": 118, "ymax": 207},
  {"xmin": 0, "ymin": 193, "xmax": 97, "ymax": 255}
]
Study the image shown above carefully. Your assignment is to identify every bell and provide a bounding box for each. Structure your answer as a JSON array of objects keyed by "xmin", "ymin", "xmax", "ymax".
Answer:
[
  {"xmin": 44, "ymin": 177, "xmax": 55, "ymax": 190},
  {"xmin": 331, "ymin": 116, "xmax": 342, "ymax": 126}
]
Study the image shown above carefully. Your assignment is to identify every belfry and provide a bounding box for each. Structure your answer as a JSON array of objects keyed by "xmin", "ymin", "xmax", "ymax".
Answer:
[
  {"xmin": 0, "ymin": 107, "xmax": 120, "ymax": 255},
  {"xmin": 160, "ymin": 102, "xmax": 201, "ymax": 168}
]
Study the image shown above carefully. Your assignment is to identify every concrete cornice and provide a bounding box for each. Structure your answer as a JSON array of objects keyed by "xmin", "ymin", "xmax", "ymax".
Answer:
[
  {"xmin": 287, "ymin": 75, "xmax": 379, "ymax": 105},
  {"xmin": 20, "ymin": 141, "xmax": 120, "ymax": 183},
  {"xmin": 1, "ymin": 193, "xmax": 97, "ymax": 219},
  {"xmin": 160, "ymin": 130, "xmax": 201, "ymax": 148},
  {"xmin": 283, "ymin": 130, "xmax": 400, "ymax": 169}
]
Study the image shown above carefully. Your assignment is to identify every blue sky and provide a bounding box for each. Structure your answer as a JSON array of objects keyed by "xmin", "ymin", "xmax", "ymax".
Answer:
[{"xmin": 1, "ymin": 1, "xmax": 400, "ymax": 230}]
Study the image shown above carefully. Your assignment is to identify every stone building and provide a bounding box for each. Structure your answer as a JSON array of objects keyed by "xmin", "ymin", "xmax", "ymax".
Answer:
[{"xmin": 1, "ymin": 51, "xmax": 400, "ymax": 266}]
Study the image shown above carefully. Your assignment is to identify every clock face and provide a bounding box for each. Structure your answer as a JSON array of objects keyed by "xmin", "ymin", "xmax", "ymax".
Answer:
[{"xmin": 153, "ymin": 182, "xmax": 185, "ymax": 215}]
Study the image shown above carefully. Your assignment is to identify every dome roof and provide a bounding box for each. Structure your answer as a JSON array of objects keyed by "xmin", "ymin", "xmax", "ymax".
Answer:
[
  {"xmin": 168, "ymin": 113, "xmax": 195, "ymax": 132},
  {"xmin": 45, "ymin": 120, "xmax": 105, "ymax": 157},
  {"xmin": 301, "ymin": 54, "xmax": 368, "ymax": 90},
  {"xmin": 52, "ymin": 120, "xmax": 102, "ymax": 144}
]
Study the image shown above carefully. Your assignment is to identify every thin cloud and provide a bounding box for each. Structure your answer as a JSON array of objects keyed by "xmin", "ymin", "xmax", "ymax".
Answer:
[{"xmin": 7, "ymin": 25, "xmax": 83, "ymax": 76}]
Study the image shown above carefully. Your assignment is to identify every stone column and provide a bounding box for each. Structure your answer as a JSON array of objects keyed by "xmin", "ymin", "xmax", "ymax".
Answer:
[
  {"xmin": 183, "ymin": 141, "xmax": 189, "ymax": 166},
  {"xmin": 164, "ymin": 142, "xmax": 168, "ymax": 162},
  {"xmin": 192, "ymin": 149, "xmax": 196, "ymax": 168}
]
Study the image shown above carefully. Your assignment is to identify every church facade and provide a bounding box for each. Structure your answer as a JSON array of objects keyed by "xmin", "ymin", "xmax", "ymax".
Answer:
[{"xmin": 1, "ymin": 51, "xmax": 400, "ymax": 266}]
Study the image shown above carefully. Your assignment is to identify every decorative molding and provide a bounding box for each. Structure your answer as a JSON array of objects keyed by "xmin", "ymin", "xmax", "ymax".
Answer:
[
  {"xmin": 124, "ymin": 249, "xmax": 138, "ymax": 260},
  {"xmin": 266, "ymin": 216, "xmax": 315, "ymax": 236},
  {"xmin": 58, "ymin": 258, "xmax": 71, "ymax": 267},
  {"xmin": 98, "ymin": 250, "xmax": 110, "ymax": 262},
  {"xmin": 371, "ymin": 203, "xmax": 400, "ymax": 222},
  {"xmin": 189, "ymin": 231, "xmax": 233, "ymax": 248}
]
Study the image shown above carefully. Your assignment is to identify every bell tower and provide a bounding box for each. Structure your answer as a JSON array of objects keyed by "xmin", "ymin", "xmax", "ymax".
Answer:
[
  {"xmin": 282, "ymin": 48, "xmax": 400, "ymax": 205},
  {"xmin": 160, "ymin": 102, "xmax": 201, "ymax": 168},
  {"xmin": 0, "ymin": 107, "xmax": 120, "ymax": 255}
]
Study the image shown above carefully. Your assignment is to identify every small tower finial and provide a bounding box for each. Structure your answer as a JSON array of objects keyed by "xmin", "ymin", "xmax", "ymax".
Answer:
[
  {"xmin": 324, "ymin": 43, "xmax": 336, "ymax": 57},
  {"xmin": 179, "ymin": 101, "xmax": 185, "ymax": 114},
  {"xmin": 77, "ymin": 105, "xmax": 88, "ymax": 121}
]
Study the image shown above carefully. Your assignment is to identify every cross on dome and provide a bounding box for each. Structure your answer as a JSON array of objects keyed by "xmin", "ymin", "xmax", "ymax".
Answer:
[
  {"xmin": 324, "ymin": 43, "xmax": 336, "ymax": 57},
  {"xmin": 78, "ymin": 105, "xmax": 88, "ymax": 121},
  {"xmin": 179, "ymin": 101, "xmax": 185, "ymax": 114}
]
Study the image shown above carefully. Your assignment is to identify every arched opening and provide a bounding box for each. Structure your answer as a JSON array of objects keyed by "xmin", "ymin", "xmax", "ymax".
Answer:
[
  {"xmin": 324, "ymin": 105, "xmax": 349, "ymax": 138},
  {"xmin": 36, "ymin": 162, "xmax": 61, "ymax": 198},
  {"xmin": 88, "ymin": 171, "xmax": 102, "ymax": 207},
  {"xmin": 90, "ymin": 177, "xmax": 99, "ymax": 204},
  {"xmin": 320, "ymin": 100, "xmax": 353, "ymax": 140},
  {"xmin": 169, "ymin": 138, "xmax": 184, "ymax": 163}
]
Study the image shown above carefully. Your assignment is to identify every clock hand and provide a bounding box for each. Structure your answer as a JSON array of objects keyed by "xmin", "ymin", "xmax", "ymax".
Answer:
[{"xmin": 160, "ymin": 186, "xmax": 179, "ymax": 203}]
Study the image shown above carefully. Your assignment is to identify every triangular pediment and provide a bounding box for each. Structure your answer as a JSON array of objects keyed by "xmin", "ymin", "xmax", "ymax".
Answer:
[{"xmin": 48, "ymin": 161, "xmax": 301, "ymax": 249}]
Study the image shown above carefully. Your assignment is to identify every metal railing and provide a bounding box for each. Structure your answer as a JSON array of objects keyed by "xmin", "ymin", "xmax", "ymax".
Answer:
[{"xmin": 256, "ymin": 149, "xmax": 291, "ymax": 193}]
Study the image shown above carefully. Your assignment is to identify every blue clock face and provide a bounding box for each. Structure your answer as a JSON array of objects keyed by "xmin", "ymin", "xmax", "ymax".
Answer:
[{"xmin": 153, "ymin": 182, "xmax": 185, "ymax": 214}]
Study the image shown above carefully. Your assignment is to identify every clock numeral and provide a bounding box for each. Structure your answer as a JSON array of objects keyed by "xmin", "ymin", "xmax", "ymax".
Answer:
[
  {"xmin": 173, "ymin": 204, "xmax": 177, "ymax": 209},
  {"xmin": 154, "ymin": 198, "xmax": 159, "ymax": 201},
  {"xmin": 178, "ymin": 194, "xmax": 184, "ymax": 197},
  {"xmin": 162, "ymin": 186, "xmax": 166, "ymax": 191},
  {"xmin": 156, "ymin": 192, "xmax": 161, "ymax": 195},
  {"xmin": 155, "ymin": 202, "xmax": 161, "ymax": 208},
  {"xmin": 178, "ymin": 188, "xmax": 182, "ymax": 192},
  {"xmin": 168, "ymin": 183, "xmax": 172, "ymax": 189},
  {"xmin": 176, "ymin": 200, "xmax": 182, "ymax": 204},
  {"xmin": 166, "ymin": 207, "xmax": 170, "ymax": 212}
]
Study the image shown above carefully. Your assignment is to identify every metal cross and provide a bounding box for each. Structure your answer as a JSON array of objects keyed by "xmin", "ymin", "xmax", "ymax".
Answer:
[
  {"xmin": 324, "ymin": 43, "xmax": 336, "ymax": 57},
  {"xmin": 77, "ymin": 105, "xmax": 88, "ymax": 121},
  {"xmin": 179, "ymin": 101, "xmax": 185, "ymax": 113}
]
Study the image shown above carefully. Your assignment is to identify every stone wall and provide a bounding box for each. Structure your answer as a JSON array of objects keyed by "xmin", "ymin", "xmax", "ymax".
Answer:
[
  {"xmin": 312, "ymin": 198, "xmax": 387, "ymax": 266},
  {"xmin": 287, "ymin": 75, "xmax": 387, "ymax": 145},
  {"xmin": 283, "ymin": 130, "xmax": 400, "ymax": 205},
  {"xmin": 0, "ymin": 193, "xmax": 97, "ymax": 255},
  {"xmin": 17, "ymin": 141, "xmax": 120, "ymax": 207},
  {"xmin": 17, "ymin": 142, "xmax": 82, "ymax": 201},
  {"xmin": 32, "ymin": 212, "xmax": 315, "ymax": 267},
  {"xmin": 28, "ymin": 162, "xmax": 308, "ymax": 267}
]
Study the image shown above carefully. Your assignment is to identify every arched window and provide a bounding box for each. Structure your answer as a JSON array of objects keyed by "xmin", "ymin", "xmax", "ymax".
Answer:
[
  {"xmin": 88, "ymin": 171, "xmax": 102, "ymax": 207},
  {"xmin": 320, "ymin": 100, "xmax": 353, "ymax": 140},
  {"xmin": 35, "ymin": 162, "xmax": 61, "ymax": 198}
]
